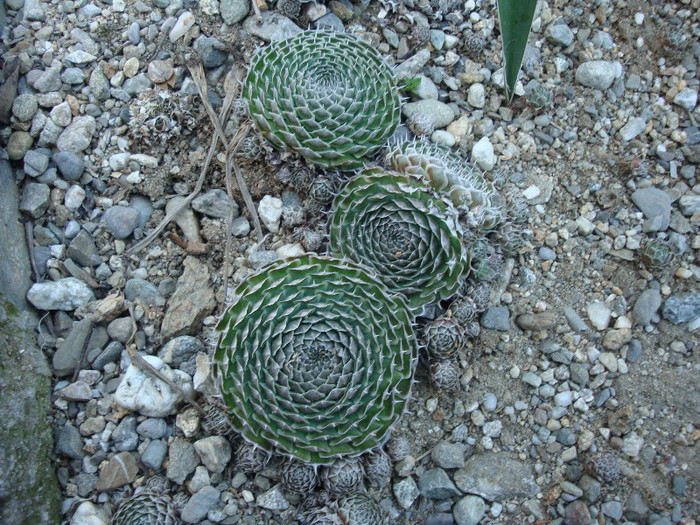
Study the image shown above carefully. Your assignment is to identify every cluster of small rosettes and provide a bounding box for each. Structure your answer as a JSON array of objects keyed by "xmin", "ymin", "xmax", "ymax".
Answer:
[
  {"xmin": 321, "ymin": 457, "xmax": 366, "ymax": 497},
  {"xmin": 281, "ymin": 459, "xmax": 319, "ymax": 494},
  {"xmin": 363, "ymin": 449, "xmax": 392, "ymax": 487},
  {"xmin": 412, "ymin": 23, "xmax": 431, "ymax": 44},
  {"xmin": 423, "ymin": 316, "xmax": 463, "ymax": 360},
  {"xmin": 293, "ymin": 226, "xmax": 324, "ymax": 252},
  {"xmin": 235, "ymin": 442, "xmax": 269, "ymax": 475},
  {"xmin": 385, "ymin": 435, "xmax": 411, "ymax": 462},
  {"xmin": 585, "ymin": 453, "xmax": 621, "ymax": 484},
  {"xmin": 641, "ymin": 238, "xmax": 674, "ymax": 271},
  {"xmin": 277, "ymin": 0, "xmax": 301, "ymax": 18},
  {"xmin": 430, "ymin": 359, "xmax": 462, "ymax": 390},
  {"xmin": 310, "ymin": 176, "xmax": 338, "ymax": 204},
  {"xmin": 282, "ymin": 205, "xmax": 306, "ymax": 228},
  {"xmin": 110, "ymin": 491, "xmax": 178, "ymax": 525},
  {"xmin": 464, "ymin": 33, "xmax": 486, "ymax": 57},
  {"xmin": 407, "ymin": 112, "xmax": 436, "ymax": 137},
  {"xmin": 203, "ymin": 400, "xmax": 235, "ymax": 437},
  {"xmin": 299, "ymin": 493, "xmax": 385, "ymax": 525}
]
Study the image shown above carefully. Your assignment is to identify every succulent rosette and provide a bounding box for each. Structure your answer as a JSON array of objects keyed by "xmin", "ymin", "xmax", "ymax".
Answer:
[
  {"xmin": 111, "ymin": 492, "xmax": 177, "ymax": 525},
  {"xmin": 213, "ymin": 255, "xmax": 417, "ymax": 464},
  {"xmin": 242, "ymin": 30, "xmax": 401, "ymax": 170},
  {"xmin": 328, "ymin": 169, "xmax": 468, "ymax": 313}
]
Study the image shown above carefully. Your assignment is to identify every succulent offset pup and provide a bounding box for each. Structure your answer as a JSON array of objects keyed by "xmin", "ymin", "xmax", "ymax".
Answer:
[
  {"xmin": 213, "ymin": 255, "xmax": 417, "ymax": 464},
  {"xmin": 242, "ymin": 30, "xmax": 401, "ymax": 170},
  {"xmin": 328, "ymin": 169, "xmax": 469, "ymax": 313}
]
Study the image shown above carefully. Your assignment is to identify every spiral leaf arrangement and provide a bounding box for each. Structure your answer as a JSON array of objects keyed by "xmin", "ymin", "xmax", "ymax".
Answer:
[
  {"xmin": 111, "ymin": 492, "xmax": 177, "ymax": 525},
  {"xmin": 213, "ymin": 255, "xmax": 417, "ymax": 464},
  {"xmin": 386, "ymin": 140, "xmax": 503, "ymax": 230},
  {"xmin": 328, "ymin": 169, "xmax": 468, "ymax": 313},
  {"xmin": 242, "ymin": 30, "xmax": 401, "ymax": 170}
]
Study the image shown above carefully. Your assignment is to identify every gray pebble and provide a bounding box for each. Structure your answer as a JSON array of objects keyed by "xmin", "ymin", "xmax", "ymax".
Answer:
[
  {"xmin": 112, "ymin": 415, "xmax": 138, "ymax": 451},
  {"xmin": 602, "ymin": 501, "xmax": 623, "ymax": 520},
  {"xmin": 569, "ymin": 363, "xmax": 589, "ymax": 387},
  {"xmin": 130, "ymin": 195, "xmax": 154, "ymax": 229},
  {"xmin": 418, "ymin": 468, "xmax": 461, "ymax": 499},
  {"xmin": 556, "ymin": 428, "xmax": 576, "ymax": 446},
  {"xmin": 522, "ymin": 372, "xmax": 542, "ymax": 388},
  {"xmin": 538, "ymin": 246, "xmax": 557, "ymax": 261},
  {"xmin": 56, "ymin": 115, "xmax": 97, "ymax": 153},
  {"xmin": 482, "ymin": 393, "xmax": 497, "ymax": 412},
  {"xmin": 12, "ymin": 93, "xmax": 38, "ymax": 122},
  {"xmin": 575, "ymin": 60, "xmax": 618, "ymax": 90},
  {"xmin": 103, "ymin": 205, "xmax": 141, "ymax": 239},
  {"xmin": 632, "ymin": 288, "xmax": 662, "ymax": 326},
  {"xmin": 243, "ymin": 11, "xmax": 301, "ymax": 42},
  {"xmin": 192, "ymin": 188, "xmax": 237, "ymax": 219},
  {"xmin": 19, "ymin": 182, "xmax": 50, "ymax": 218},
  {"xmin": 158, "ymin": 335, "xmax": 204, "ymax": 369},
  {"xmin": 546, "ymin": 21, "xmax": 574, "ymax": 47},
  {"xmin": 137, "ymin": 418, "xmax": 168, "ymax": 439},
  {"xmin": 33, "ymin": 66, "xmax": 62, "ymax": 93},
  {"xmin": 256, "ymin": 484, "xmax": 289, "ymax": 511},
  {"xmin": 564, "ymin": 306, "xmax": 588, "ymax": 332},
  {"xmin": 231, "ymin": 216, "xmax": 250, "ymax": 237},
  {"xmin": 23, "ymin": 149, "xmax": 50, "ymax": 177},
  {"xmin": 619, "ymin": 117, "xmax": 646, "ymax": 142},
  {"xmin": 55, "ymin": 424, "xmax": 84, "ymax": 459},
  {"xmin": 627, "ymin": 339, "xmax": 642, "ymax": 363},
  {"xmin": 248, "ymin": 250, "xmax": 279, "ymax": 269},
  {"xmin": 107, "ymin": 317, "xmax": 134, "ymax": 343},
  {"xmin": 425, "ymin": 514, "xmax": 454, "ymax": 525},
  {"xmin": 631, "ymin": 188, "xmax": 671, "ymax": 231},
  {"xmin": 93, "ymin": 341, "xmax": 124, "ymax": 370},
  {"xmin": 662, "ymin": 294, "xmax": 700, "ymax": 324},
  {"xmin": 166, "ymin": 437, "xmax": 199, "ymax": 484},
  {"xmin": 125, "ymin": 278, "xmax": 161, "ymax": 306},
  {"xmin": 61, "ymin": 67, "xmax": 85, "ymax": 84},
  {"xmin": 402, "ymin": 100, "xmax": 455, "ymax": 129},
  {"xmin": 89, "ymin": 68, "xmax": 110, "ymax": 101},
  {"xmin": 315, "ymin": 13, "xmax": 344, "ymax": 31},
  {"xmin": 431, "ymin": 441, "xmax": 466, "ymax": 469},
  {"xmin": 221, "ymin": 0, "xmax": 250, "ymax": 25},
  {"xmin": 128, "ymin": 22, "xmax": 141, "ymax": 45},
  {"xmin": 123, "ymin": 73, "xmax": 153, "ymax": 96},
  {"xmin": 679, "ymin": 195, "xmax": 700, "ymax": 216},
  {"xmin": 142, "ymin": 439, "xmax": 169, "ymax": 470},
  {"xmin": 393, "ymin": 477, "xmax": 420, "ymax": 509},
  {"xmin": 67, "ymin": 229, "xmax": 102, "ymax": 267},
  {"xmin": 480, "ymin": 307, "xmax": 510, "ymax": 331},
  {"xmin": 195, "ymin": 36, "xmax": 229, "ymax": 69},
  {"xmin": 453, "ymin": 495, "xmax": 485, "ymax": 525},
  {"xmin": 579, "ymin": 475, "xmax": 601, "ymax": 503}
]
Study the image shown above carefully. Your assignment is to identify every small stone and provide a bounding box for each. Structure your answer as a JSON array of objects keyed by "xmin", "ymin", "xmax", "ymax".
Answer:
[
  {"xmin": 89, "ymin": 68, "xmax": 110, "ymax": 101},
  {"xmin": 256, "ymin": 484, "xmax": 289, "ymax": 511},
  {"xmin": 70, "ymin": 501, "xmax": 108, "ymax": 525},
  {"xmin": 56, "ymin": 116, "xmax": 96, "ymax": 152},
  {"xmin": 141, "ymin": 439, "xmax": 168, "ymax": 470},
  {"xmin": 124, "ymin": 278, "xmax": 161, "ymax": 306},
  {"xmin": 467, "ymin": 83, "xmax": 485, "ymax": 108},
  {"xmin": 108, "ymin": 152, "xmax": 131, "ymax": 171},
  {"xmin": 564, "ymin": 500, "xmax": 591, "ymax": 525},
  {"xmin": 49, "ymin": 102, "xmax": 72, "ymax": 127},
  {"xmin": 453, "ymin": 453, "xmax": 537, "ymax": 501},
  {"xmin": 453, "ymin": 495, "xmax": 486, "ymax": 525},
  {"xmin": 602, "ymin": 501, "xmax": 623, "ymax": 520},
  {"xmin": 194, "ymin": 436, "xmax": 232, "ymax": 474},
  {"xmin": 96, "ymin": 452, "xmax": 138, "ymax": 492},
  {"xmin": 7, "ymin": 131, "xmax": 33, "ymax": 160},
  {"xmin": 148, "ymin": 60, "xmax": 174, "ymax": 84},
  {"xmin": 161, "ymin": 256, "xmax": 216, "ymax": 338},
  {"xmin": 624, "ymin": 491, "xmax": 648, "ymax": 521},
  {"xmin": 631, "ymin": 188, "xmax": 671, "ymax": 231},
  {"xmin": 221, "ymin": 0, "xmax": 250, "ymax": 25},
  {"xmin": 33, "ymin": 66, "xmax": 62, "ymax": 93},
  {"xmin": 181, "ymin": 486, "xmax": 221, "ymax": 523},
  {"xmin": 19, "ymin": 182, "xmax": 50, "ymax": 218},
  {"xmin": 418, "ymin": 468, "xmax": 461, "ymax": 499},
  {"xmin": 123, "ymin": 57, "xmax": 139, "ymax": 78},
  {"xmin": 602, "ymin": 328, "xmax": 631, "ymax": 351},
  {"xmin": 393, "ymin": 476, "xmax": 420, "ymax": 509},
  {"xmin": 516, "ymin": 312, "xmax": 557, "ymax": 330},
  {"xmin": 165, "ymin": 197, "xmax": 202, "ymax": 243},
  {"xmin": 522, "ymin": 372, "xmax": 542, "ymax": 388},
  {"xmin": 12, "ymin": 93, "xmax": 38, "ymax": 122},
  {"xmin": 621, "ymin": 432, "xmax": 644, "ymax": 458},
  {"xmin": 27, "ymin": 277, "xmax": 94, "ymax": 311},
  {"xmin": 107, "ymin": 317, "xmax": 135, "ymax": 343},
  {"xmin": 431, "ymin": 441, "xmax": 466, "ymax": 469},
  {"xmin": 166, "ymin": 437, "xmax": 199, "ymax": 484},
  {"xmin": 674, "ymin": 88, "xmax": 697, "ymax": 111},
  {"xmin": 192, "ymin": 188, "xmax": 238, "ymax": 219},
  {"xmin": 619, "ymin": 117, "xmax": 645, "ymax": 141},
  {"xmin": 575, "ymin": 60, "xmax": 618, "ymax": 90},
  {"xmin": 632, "ymin": 289, "xmax": 662, "ymax": 325},
  {"xmin": 471, "ymin": 136, "xmax": 496, "ymax": 170},
  {"xmin": 170, "ymin": 11, "xmax": 196, "ymax": 42},
  {"xmin": 259, "ymin": 195, "xmax": 283, "ymax": 233},
  {"xmin": 480, "ymin": 307, "xmax": 510, "ymax": 331},
  {"xmin": 243, "ymin": 11, "xmax": 302, "ymax": 42},
  {"xmin": 66, "ymin": 50, "xmax": 97, "ymax": 64},
  {"xmin": 586, "ymin": 302, "xmax": 611, "ymax": 330},
  {"xmin": 546, "ymin": 21, "xmax": 574, "ymax": 46},
  {"xmin": 679, "ymin": 195, "xmax": 700, "ymax": 216},
  {"xmin": 56, "ymin": 424, "xmax": 85, "ymax": 460},
  {"xmin": 402, "ymin": 100, "xmax": 455, "ymax": 129},
  {"xmin": 64, "ymin": 185, "xmax": 86, "ymax": 211},
  {"xmin": 103, "ymin": 206, "xmax": 141, "ymax": 239},
  {"xmin": 662, "ymin": 294, "xmax": 700, "ymax": 324},
  {"xmin": 522, "ymin": 185, "xmax": 541, "ymax": 200},
  {"xmin": 114, "ymin": 355, "xmax": 193, "ymax": 417},
  {"xmin": 53, "ymin": 151, "xmax": 85, "ymax": 181},
  {"xmin": 112, "ymin": 416, "xmax": 138, "ymax": 452},
  {"xmin": 231, "ymin": 216, "xmax": 250, "ymax": 237}
]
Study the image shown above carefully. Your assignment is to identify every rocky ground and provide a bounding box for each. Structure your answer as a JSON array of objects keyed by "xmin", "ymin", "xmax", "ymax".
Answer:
[{"xmin": 2, "ymin": 0, "xmax": 699, "ymax": 524}]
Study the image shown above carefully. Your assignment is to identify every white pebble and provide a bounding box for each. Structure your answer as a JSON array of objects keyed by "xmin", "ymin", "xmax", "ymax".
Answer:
[{"xmin": 258, "ymin": 196, "xmax": 283, "ymax": 234}]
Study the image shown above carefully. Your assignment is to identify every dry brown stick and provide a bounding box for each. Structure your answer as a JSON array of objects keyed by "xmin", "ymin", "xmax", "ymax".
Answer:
[
  {"xmin": 189, "ymin": 59, "xmax": 263, "ymax": 245},
  {"xmin": 24, "ymin": 221, "xmax": 40, "ymax": 282},
  {"xmin": 125, "ymin": 304, "xmax": 206, "ymax": 417}
]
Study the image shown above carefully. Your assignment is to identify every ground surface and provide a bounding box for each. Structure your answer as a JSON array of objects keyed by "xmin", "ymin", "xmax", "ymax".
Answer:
[{"xmin": 1, "ymin": 0, "xmax": 699, "ymax": 524}]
